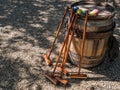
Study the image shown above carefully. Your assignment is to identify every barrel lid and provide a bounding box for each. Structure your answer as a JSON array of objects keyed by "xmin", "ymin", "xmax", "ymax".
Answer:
[{"xmin": 71, "ymin": 1, "xmax": 115, "ymax": 20}]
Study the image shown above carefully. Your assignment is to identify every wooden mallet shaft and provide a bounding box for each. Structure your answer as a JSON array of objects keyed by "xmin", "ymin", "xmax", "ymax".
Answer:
[{"xmin": 43, "ymin": 6, "xmax": 69, "ymax": 65}]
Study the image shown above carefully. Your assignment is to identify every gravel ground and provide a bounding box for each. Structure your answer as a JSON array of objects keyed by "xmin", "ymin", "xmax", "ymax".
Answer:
[{"xmin": 0, "ymin": 0, "xmax": 120, "ymax": 90}]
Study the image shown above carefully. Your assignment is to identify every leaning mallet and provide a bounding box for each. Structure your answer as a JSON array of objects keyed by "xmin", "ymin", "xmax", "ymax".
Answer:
[
  {"xmin": 56, "ymin": 14, "xmax": 78, "ymax": 77},
  {"xmin": 44, "ymin": 8, "xmax": 75, "ymax": 85},
  {"xmin": 69, "ymin": 11, "xmax": 88, "ymax": 79},
  {"xmin": 55, "ymin": 9, "xmax": 75, "ymax": 76},
  {"xmin": 43, "ymin": 6, "xmax": 69, "ymax": 66},
  {"xmin": 51, "ymin": 10, "xmax": 75, "ymax": 85}
]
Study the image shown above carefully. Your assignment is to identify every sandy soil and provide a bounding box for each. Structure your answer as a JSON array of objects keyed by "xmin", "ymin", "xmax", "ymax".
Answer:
[{"xmin": 0, "ymin": 0, "xmax": 120, "ymax": 90}]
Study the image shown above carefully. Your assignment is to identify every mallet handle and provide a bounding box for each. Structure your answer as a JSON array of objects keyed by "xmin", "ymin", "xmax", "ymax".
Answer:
[
  {"xmin": 61, "ymin": 14, "xmax": 78, "ymax": 74},
  {"xmin": 78, "ymin": 11, "xmax": 88, "ymax": 74},
  {"xmin": 52, "ymin": 8, "xmax": 75, "ymax": 75},
  {"xmin": 48, "ymin": 6, "xmax": 69, "ymax": 57}
]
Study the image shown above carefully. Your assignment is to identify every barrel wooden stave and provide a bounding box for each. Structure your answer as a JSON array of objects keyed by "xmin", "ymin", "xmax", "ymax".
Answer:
[
  {"xmin": 69, "ymin": 31, "xmax": 111, "ymax": 68},
  {"xmin": 68, "ymin": 1, "xmax": 115, "ymax": 68}
]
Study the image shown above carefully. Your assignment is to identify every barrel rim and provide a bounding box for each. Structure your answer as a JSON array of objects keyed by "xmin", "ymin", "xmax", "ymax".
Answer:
[{"xmin": 71, "ymin": 1, "xmax": 115, "ymax": 20}]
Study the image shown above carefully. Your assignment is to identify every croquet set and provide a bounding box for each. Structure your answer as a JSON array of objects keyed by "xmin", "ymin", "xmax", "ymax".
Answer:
[{"xmin": 42, "ymin": 1, "xmax": 117, "ymax": 85}]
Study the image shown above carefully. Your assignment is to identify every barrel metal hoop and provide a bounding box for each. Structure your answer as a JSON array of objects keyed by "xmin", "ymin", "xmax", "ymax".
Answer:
[{"xmin": 74, "ymin": 23, "xmax": 115, "ymax": 39}]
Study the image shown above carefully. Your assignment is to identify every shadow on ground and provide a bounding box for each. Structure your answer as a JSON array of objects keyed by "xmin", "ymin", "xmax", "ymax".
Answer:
[
  {"xmin": 0, "ymin": 0, "xmax": 120, "ymax": 89},
  {"xmin": 0, "ymin": 56, "xmax": 43, "ymax": 90},
  {"xmin": 0, "ymin": 0, "xmax": 72, "ymax": 89},
  {"xmin": 0, "ymin": 0, "xmax": 71, "ymax": 49}
]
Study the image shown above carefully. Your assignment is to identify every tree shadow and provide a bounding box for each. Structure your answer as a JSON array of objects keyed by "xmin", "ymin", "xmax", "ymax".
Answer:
[
  {"xmin": 0, "ymin": 0, "xmax": 120, "ymax": 89},
  {"xmin": 0, "ymin": 56, "xmax": 44, "ymax": 90},
  {"xmin": 0, "ymin": 0, "xmax": 72, "ymax": 89},
  {"xmin": 0, "ymin": 0, "xmax": 71, "ymax": 50},
  {"xmin": 87, "ymin": 54, "xmax": 120, "ymax": 82}
]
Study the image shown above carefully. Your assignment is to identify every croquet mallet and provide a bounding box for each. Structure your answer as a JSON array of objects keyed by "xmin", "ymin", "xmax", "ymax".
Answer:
[
  {"xmin": 44, "ymin": 9, "xmax": 75, "ymax": 85},
  {"xmin": 69, "ymin": 11, "xmax": 89, "ymax": 79},
  {"xmin": 56, "ymin": 14, "xmax": 78, "ymax": 77},
  {"xmin": 54, "ymin": 13, "xmax": 78, "ymax": 85},
  {"xmin": 43, "ymin": 6, "xmax": 69, "ymax": 66}
]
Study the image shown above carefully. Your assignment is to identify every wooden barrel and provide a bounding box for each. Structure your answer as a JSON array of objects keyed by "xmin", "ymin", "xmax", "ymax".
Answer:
[
  {"xmin": 71, "ymin": 1, "xmax": 115, "ymax": 32},
  {"xmin": 68, "ymin": 1, "xmax": 115, "ymax": 68},
  {"xmin": 69, "ymin": 28, "xmax": 114, "ymax": 68}
]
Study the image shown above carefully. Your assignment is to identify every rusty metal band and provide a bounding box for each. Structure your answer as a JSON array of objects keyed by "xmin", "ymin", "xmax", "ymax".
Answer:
[{"xmin": 74, "ymin": 23, "xmax": 115, "ymax": 39}]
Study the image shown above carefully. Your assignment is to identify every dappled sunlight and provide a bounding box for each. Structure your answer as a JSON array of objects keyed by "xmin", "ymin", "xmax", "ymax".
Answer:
[
  {"xmin": 0, "ymin": 26, "xmax": 42, "ymax": 65},
  {"xmin": 0, "ymin": 0, "xmax": 72, "ymax": 89},
  {"xmin": 0, "ymin": 0, "xmax": 120, "ymax": 90}
]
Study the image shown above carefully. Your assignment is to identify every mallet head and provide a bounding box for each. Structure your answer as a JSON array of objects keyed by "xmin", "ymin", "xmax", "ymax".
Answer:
[
  {"xmin": 43, "ymin": 54, "xmax": 52, "ymax": 66},
  {"xmin": 44, "ymin": 73, "xmax": 59, "ymax": 85}
]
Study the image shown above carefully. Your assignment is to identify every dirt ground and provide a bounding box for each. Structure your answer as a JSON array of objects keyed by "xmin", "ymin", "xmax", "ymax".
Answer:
[{"xmin": 0, "ymin": 0, "xmax": 120, "ymax": 90}]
